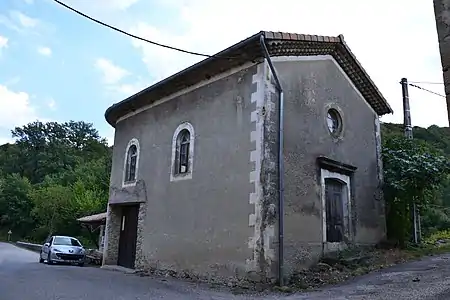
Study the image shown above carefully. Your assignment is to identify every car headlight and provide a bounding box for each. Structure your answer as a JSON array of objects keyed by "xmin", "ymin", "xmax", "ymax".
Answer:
[{"xmin": 52, "ymin": 248, "xmax": 62, "ymax": 252}]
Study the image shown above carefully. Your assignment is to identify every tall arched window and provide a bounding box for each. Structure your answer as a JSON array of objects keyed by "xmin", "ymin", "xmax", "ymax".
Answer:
[
  {"xmin": 176, "ymin": 129, "xmax": 190, "ymax": 174},
  {"xmin": 170, "ymin": 122, "xmax": 194, "ymax": 181},
  {"xmin": 123, "ymin": 138, "xmax": 140, "ymax": 185},
  {"xmin": 125, "ymin": 145, "xmax": 138, "ymax": 182}
]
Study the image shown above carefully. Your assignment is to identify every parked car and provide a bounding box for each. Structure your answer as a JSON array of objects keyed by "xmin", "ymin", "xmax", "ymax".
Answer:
[{"xmin": 39, "ymin": 235, "xmax": 86, "ymax": 267}]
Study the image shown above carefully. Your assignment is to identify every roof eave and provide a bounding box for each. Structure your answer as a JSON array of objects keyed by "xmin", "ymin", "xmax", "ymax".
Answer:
[
  {"xmin": 104, "ymin": 31, "xmax": 264, "ymax": 127},
  {"xmin": 105, "ymin": 30, "xmax": 393, "ymax": 126}
]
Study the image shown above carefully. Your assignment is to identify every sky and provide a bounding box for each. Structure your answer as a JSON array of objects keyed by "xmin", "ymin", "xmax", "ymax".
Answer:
[{"xmin": 0, "ymin": 0, "xmax": 446, "ymax": 146}]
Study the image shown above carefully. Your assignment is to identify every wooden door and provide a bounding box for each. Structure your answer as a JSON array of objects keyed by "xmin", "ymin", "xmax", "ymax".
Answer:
[
  {"xmin": 325, "ymin": 178, "xmax": 344, "ymax": 243},
  {"xmin": 118, "ymin": 205, "xmax": 139, "ymax": 269}
]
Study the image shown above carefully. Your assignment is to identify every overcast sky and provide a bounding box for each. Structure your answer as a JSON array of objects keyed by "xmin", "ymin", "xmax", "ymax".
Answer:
[{"xmin": 0, "ymin": 0, "xmax": 445, "ymax": 145}]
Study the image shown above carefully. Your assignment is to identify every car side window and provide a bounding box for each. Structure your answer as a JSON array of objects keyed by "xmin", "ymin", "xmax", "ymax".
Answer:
[{"xmin": 71, "ymin": 239, "xmax": 81, "ymax": 247}]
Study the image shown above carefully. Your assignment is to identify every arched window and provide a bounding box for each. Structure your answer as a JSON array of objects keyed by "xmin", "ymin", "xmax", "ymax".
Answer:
[
  {"xmin": 170, "ymin": 122, "xmax": 194, "ymax": 181},
  {"xmin": 175, "ymin": 129, "xmax": 190, "ymax": 174},
  {"xmin": 123, "ymin": 138, "xmax": 140, "ymax": 185}
]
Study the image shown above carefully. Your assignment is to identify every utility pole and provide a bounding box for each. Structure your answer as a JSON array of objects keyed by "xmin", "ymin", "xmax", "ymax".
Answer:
[
  {"xmin": 400, "ymin": 78, "xmax": 420, "ymax": 243},
  {"xmin": 401, "ymin": 78, "xmax": 413, "ymax": 139},
  {"xmin": 433, "ymin": 0, "xmax": 450, "ymax": 126}
]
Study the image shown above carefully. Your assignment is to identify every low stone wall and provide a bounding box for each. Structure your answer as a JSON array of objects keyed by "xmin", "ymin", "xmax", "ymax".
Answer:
[
  {"xmin": 85, "ymin": 249, "xmax": 103, "ymax": 265},
  {"xmin": 16, "ymin": 241, "xmax": 42, "ymax": 252}
]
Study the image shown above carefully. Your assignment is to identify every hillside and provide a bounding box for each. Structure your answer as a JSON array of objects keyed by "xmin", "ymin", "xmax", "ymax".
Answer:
[{"xmin": 381, "ymin": 123, "xmax": 450, "ymax": 156}]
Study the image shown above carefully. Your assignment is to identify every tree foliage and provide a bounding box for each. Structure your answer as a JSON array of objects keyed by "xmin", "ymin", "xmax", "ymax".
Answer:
[
  {"xmin": 382, "ymin": 125, "xmax": 450, "ymax": 246},
  {"xmin": 0, "ymin": 120, "xmax": 112, "ymax": 244},
  {"xmin": 0, "ymin": 174, "xmax": 33, "ymax": 238}
]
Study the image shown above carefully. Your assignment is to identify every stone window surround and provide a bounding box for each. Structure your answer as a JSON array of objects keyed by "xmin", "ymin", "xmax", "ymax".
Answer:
[
  {"xmin": 170, "ymin": 122, "xmax": 195, "ymax": 182},
  {"xmin": 122, "ymin": 138, "xmax": 140, "ymax": 188},
  {"xmin": 323, "ymin": 103, "xmax": 345, "ymax": 140},
  {"xmin": 320, "ymin": 168, "xmax": 352, "ymax": 252}
]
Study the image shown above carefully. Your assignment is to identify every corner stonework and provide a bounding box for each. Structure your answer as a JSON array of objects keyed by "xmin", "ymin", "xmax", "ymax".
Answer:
[
  {"xmin": 102, "ymin": 204, "xmax": 120, "ymax": 265},
  {"xmin": 261, "ymin": 61, "xmax": 279, "ymax": 280},
  {"xmin": 247, "ymin": 61, "xmax": 277, "ymax": 281},
  {"xmin": 374, "ymin": 116, "xmax": 387, "ymax": 235},
  {"xmin": 134, "ymin": 202, "xmax": 148, "ymax": 270}
]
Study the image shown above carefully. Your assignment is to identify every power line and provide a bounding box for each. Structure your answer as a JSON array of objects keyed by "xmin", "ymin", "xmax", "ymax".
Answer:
[
  {"xmin": 52, "ymin": 0, "xmax": 233, "ymax": 59},
  {"xmin": 408, "ymin": 83, "xmax": 446, "ymax": 98},
  {"xmin": 409, "ymin": 81, "xmax": 444, "ymax": 85}
]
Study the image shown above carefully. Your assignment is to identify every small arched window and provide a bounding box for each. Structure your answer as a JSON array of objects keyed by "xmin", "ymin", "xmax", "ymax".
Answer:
[
  {"xmin": 125, "ymin": 144, "xmax": 138, "ymax": 183},
  {"xmin": 175, "ymin": 129, "xmax": 190, "ymax": 174},
  {"xmin": 170, "ymin": 122, "xmax": 194, "ymax": 181}
]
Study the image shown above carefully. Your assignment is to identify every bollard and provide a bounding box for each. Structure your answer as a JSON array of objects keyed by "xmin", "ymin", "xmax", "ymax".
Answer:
[{"xmin": 7, "ymin": 230, "xmax": 12, "ymax": 242}]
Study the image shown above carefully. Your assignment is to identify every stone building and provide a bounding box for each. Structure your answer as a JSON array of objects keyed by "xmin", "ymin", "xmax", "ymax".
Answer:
[{"xmin": 102, "ymin": 31, "xmax": 392, "ymax": 283}]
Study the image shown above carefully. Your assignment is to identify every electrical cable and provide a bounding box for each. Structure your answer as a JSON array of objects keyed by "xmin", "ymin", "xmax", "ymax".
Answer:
[
  {"xmin": 52, "ymin": 0, "xmax": 235, "ymax": 59},
  {"xmin": 409, "ymin": 81, "xmax": 444, "ymax": 85},
  {"xmin": 408, "ymin": 83, "xmax": 446, "ymax": 98}
]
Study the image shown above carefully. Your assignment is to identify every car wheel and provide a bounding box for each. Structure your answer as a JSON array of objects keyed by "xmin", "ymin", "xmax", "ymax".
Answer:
[
  {"xmin": 47, "ymin": 252, "xmax": 53, "ymax": 265},
  {"xmin": 39, "ymin": 252, "xmax": 44, "ymax": 263}
]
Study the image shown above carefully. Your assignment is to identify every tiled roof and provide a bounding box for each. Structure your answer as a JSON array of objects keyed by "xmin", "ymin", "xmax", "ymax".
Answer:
[{"xmin": 105, "ymin": 31, "xmax": 392, "ymax": 126}]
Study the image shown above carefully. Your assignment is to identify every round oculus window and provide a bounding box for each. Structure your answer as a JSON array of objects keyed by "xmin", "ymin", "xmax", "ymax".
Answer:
[{"xmin": 326, "ymin": 109, "xmax": 342, "ymax": 135}]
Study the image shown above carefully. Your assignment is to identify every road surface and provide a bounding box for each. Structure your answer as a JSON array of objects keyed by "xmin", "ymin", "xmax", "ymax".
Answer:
[
  {"xmin": 2, "ymin": 242, "xmax": 450, "ymax": 299},
  {"xmin": 0, "ymin": 242, "xmax": 255, "ymax": 300}
]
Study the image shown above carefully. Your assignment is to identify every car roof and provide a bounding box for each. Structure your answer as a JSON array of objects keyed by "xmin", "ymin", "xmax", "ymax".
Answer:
[{"xmin": 52, "ymin": 235, "xmax": 78, "ymax": 240}]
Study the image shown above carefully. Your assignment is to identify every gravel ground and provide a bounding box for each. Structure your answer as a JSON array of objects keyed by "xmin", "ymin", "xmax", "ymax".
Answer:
[
  {"xmin": 278, "ymin": 254, "xmax": 450, "ymax": 300},
  {"xmin": 3, "ymin": 242, "xmax": 450, "ymax": 299}
]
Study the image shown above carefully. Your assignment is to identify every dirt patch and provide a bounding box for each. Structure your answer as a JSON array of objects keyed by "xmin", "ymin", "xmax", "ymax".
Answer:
[{"xmin": 283, "ymin": 243, "xmax": 450, "ymax": 293}]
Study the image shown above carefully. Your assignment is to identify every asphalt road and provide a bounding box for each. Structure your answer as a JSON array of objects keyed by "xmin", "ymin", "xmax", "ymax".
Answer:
[
  {"xmin": 3, "ymin": 242, "xmax": 450, "ymax": 300},
  {"xmin": 0, "ymin": 242, "xmax": 256, "ymax": 300}
]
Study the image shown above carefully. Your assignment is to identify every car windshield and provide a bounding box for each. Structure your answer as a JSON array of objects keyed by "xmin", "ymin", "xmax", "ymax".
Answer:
[{"xmin": 53, "ymin": 237, "xmax": 81, "ymax": 247}]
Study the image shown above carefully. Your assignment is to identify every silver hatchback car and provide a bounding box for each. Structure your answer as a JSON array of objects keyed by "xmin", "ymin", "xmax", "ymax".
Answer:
[{"xmin": 39, "ymin": 235, "xmax": 86, "ymax": 266}]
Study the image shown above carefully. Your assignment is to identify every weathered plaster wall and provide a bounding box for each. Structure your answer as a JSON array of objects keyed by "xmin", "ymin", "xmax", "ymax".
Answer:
[
  {"xmin": 109, "ymin": 63, "xmax": 266, "ymax": 280},
  {"xmin": 272, "ymin": 56, "xmax": 385, "ymax": 276}
]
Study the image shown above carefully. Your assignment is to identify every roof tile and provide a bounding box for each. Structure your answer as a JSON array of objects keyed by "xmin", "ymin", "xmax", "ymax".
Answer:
[
  {"xmin": 274, "ymin": 32, "xmax": 283, "ymax": 39},
  {"xmin": 265, "ymin": 31, "xmax": 274, "ymax": 39}
]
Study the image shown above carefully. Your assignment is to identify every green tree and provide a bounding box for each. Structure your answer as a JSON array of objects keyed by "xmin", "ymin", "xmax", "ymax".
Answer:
[
  {"xmin": 383, "ymin": 135, "xmax": 450, "ymax": 246},
  {"xmin": 0, "ymin": 174, "xmax": 34, "ymax": 238},
  {"xmin": 0, "ymin": 120, "xmax": 112, "ymax": 243},
  {"xmin": 11, "ymin": 120, "xmax": 109, "ymax": 184},
  {"xmin": 29, "ymin": 183, "xmax": 78, "ymax": 241}
]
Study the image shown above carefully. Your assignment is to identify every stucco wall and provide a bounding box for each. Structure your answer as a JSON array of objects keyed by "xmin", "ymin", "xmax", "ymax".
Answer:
[
  {"xmin": 272, "ymin": 56, "xmax": 386, "ymax": 276},
  {"xmin": 109, "ymin": 64, "xmax": 261, "ymax": 279}
]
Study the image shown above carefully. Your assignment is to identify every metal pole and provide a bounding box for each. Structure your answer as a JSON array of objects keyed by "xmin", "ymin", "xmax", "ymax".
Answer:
[{"xmin": 400, "ymin": 78, "xmax": 419, "ymax": 244}]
